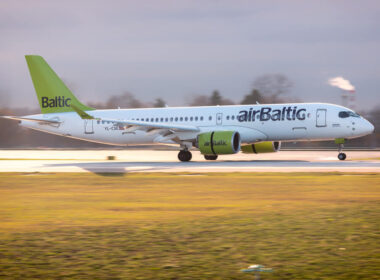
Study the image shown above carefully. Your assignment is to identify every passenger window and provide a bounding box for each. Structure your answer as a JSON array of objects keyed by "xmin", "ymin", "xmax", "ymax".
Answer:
[
  {"xmin": 190, "ymin": 117, "xmax": 193, "ymax": 121},
  {"xmin": 160, "ymin": 118, "xmax": 163, "ymax": 122},
  {"xmin": 165, "ymin": 118, "xmax": 168, "ymax": 122},
  {"xmin": 150, "ymin": 118, "xmax": 154, "ymax": 122},
  {"xmin": 185, "ymin": 117, "xmax": 188, "ymax": 121},
  {"xmin": 231, "ymin": 115, "xmax": 235, "ymax": 120},
  {"xmin": 180, "ymin": 117, "xmax": 183, "ymax": 121},
  {"xmin": 200, "ymin": 116, "xmax": 204, "ymax": 121},
  {"xmin": 175, "ymin": 117, "xmax": 178, "ymax": 121},
  {"xmin": 155, "ymin": 118, "xmax": 159, "ymax": 122},
  {"xmin": 226, "ymin": 115, "xmax": 230, "ymax": 120},
  {"xmin": 209, "ymin": 116, "xmax": 212, "ymax": 121},
  {"xmin": 170, "ymin": 117, "xmax": 173, "ymax": 122},
  {"xmin": 195, "ymin": 116, "xmax": 198, "ymax": 121}
]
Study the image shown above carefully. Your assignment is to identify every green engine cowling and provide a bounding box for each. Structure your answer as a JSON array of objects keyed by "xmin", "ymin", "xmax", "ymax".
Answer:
[
  {"xmin": 241, "ymin": 141, "xmax": 281, "ymax": 153},
  {"xmin": 197, "ymin": 131, "xmax": 241, "ymax": 155}
]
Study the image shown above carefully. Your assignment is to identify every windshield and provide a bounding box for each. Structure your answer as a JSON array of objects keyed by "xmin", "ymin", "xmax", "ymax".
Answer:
[{"xmin": 338, "ymin": 111, "xmax": 360, "ymax": 118}]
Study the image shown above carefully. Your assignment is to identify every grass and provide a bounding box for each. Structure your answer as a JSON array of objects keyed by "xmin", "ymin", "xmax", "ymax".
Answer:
[{"xmin": 0, "ymin": 172, "xmax": 379, "ymax": 279}]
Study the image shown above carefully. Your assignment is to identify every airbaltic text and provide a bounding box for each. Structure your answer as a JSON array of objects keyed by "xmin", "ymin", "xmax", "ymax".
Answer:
[
  {"xmin": 238, "ymin": 106, "xmax": 306, "ymax": 122},
  {"xmin": 41, "ymin": 96, "xmax": 71, "ymax": 108}
]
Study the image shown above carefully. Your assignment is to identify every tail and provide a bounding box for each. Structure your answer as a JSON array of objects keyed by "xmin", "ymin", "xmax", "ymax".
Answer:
[{"xmin": 25, "ymin": 55, "xmax": 94, "ymax": 114}]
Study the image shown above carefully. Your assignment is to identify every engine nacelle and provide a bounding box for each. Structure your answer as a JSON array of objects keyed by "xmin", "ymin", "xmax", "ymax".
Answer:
[
  {"xmin": 197, "ymin": 131, "xmax": 241, "ymax": 155},
  {"xmin": 241, "ymin": 141, "xmax": 281, "ymax": 153}
]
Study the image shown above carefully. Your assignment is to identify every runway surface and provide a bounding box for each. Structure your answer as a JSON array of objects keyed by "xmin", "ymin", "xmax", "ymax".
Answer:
[{"xmin": 0, "ymin": 150, "xmax": 379, "ymax": 173}]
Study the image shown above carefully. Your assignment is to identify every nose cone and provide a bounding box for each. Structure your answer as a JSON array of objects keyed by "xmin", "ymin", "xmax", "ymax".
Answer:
[{"xmin": 362, "ymin": 119, "xmax": 375, "ymax": 135}]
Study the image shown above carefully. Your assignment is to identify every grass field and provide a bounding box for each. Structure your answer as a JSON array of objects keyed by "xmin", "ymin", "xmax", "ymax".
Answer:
[{"xmin": 0, "ymin": 172, "xmax": 379, "ymax": 279}]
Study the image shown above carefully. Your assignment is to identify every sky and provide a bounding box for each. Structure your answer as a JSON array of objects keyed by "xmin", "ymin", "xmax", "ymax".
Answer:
[{"xmin": 0, "ymin": 0, "xmax": 379, "ymax": 110}]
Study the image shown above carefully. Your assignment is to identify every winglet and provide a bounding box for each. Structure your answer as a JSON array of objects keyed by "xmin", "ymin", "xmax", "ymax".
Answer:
[{"xmin": 71, "ymin": 104, "xmax": 95, "ymax": 119}]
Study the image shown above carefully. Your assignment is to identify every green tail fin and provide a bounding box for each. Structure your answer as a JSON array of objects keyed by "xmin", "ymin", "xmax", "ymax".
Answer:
[{"xmin": 25, "ymin": 55, "xmax": 94, "ymax": 114}]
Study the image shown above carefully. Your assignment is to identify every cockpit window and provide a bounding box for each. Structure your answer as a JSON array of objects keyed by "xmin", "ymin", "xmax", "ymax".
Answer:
[{"xmin": 339, "ymin": 111, "xmax": 360, "ymax": 118}]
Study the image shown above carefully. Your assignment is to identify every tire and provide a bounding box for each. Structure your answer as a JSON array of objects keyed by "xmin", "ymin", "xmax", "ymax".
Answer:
[
  {"xmin": 178, "ymin": 150, "xmax": 192, "ymax": 162},
  {"xmin": 338, "ymin": 153, "xmax": 346, "ymax": 161},
  {"xmin": 204, "ymin": 155, "xmax": 218, "ymax": 160}
]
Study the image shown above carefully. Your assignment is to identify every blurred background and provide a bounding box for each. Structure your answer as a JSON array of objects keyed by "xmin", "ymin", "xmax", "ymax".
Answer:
[{"xmin": 0, "ymin": 0, "xmax": 379, "ymax": 148}]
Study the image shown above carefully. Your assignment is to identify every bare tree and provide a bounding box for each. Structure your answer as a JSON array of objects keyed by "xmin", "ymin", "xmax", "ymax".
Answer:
[
  {"xmin": 0, "ymin": 90, "xmax": 10, "ymax": 108},
  {"xmin": 106, "ymin": 92, "xmax": 145, "ymax": 108},
  {"xmin": 188, "ymin": 95, "xmax": 210, "ymax": 106},
  {"xmin": 253, "ymin": 74, "xmax": 293, "ymax": 103}
]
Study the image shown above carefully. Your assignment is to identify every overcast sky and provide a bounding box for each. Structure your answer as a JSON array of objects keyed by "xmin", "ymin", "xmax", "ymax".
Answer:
[{"xmin": 1, "ymin": 0, "xmax": 379, "ymax": 110}]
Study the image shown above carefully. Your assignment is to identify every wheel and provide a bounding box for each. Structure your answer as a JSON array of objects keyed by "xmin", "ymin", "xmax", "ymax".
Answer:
[
  {"xmin": 204, "ymin": 155, "xmax": 218, "ymax": 160},
  {"xmin": 338, "ymin": 153, "xmax": 346, "ymax": 161},
  {"xmin": 178, "ymin": 150, "xmax": 192, "ymax": 162}
]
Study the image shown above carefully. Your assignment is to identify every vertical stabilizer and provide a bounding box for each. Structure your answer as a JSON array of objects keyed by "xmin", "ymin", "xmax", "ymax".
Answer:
[{"xmin": 25, "ymin": 55, "xmax": 94, "ymax": 114}]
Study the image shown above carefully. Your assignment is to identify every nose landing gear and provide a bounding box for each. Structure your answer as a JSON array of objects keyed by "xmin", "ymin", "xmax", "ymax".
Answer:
[
  {"xmin": 335, "ymin": 138, "xmax": 347, "ymax": 161},
  {"xmin": 338, "ymin": 151, "xmax": 346, "ymax": 161}
]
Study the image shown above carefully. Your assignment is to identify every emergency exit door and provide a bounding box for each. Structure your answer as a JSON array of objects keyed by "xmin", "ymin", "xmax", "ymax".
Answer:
[{"xmin": 216, "ymin": 113, "xmax": 223, "ymax": 125}]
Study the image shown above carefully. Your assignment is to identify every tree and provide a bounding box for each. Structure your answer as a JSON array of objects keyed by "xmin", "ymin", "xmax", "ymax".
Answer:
[
  {"xmin": 188, "ymin": 91, "xmax": 234, "ymax": 106},
  {"xmin": 241, "ymin": 89, "xmax": 263, "ymax": 104},
  {"xmin": 188, "ymin": 95, "xmax": 210, "ymax": 106},
  {"xmin": 253, "ymin": 74, "xmax": 293, "ymax": 103},
  {"xmin": 153, "ymin": 98, "xmax": 166, "ymax": 108},
  {"xmin": 209, "ymin": 90, "xmax": 222, "ymax": 105},
  {"xmin": 106, "ymin": 92, "xmax": 145, "ymax": 108}
]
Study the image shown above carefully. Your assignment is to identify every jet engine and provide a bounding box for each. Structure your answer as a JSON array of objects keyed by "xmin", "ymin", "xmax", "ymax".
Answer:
[
  {"xmin": 241, "ymin": 141, "xmax": 281, "ymax": 153},
  {"xmin": 197, "ymin": 131, "xmax": 241, "ymax": 155}
]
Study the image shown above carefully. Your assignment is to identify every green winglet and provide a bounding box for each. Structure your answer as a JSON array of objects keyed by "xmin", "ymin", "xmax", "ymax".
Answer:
[
  {"xmin": 25, "ymin": 55, "xmax": 94, "ymax": 114},
  {"xmin": 71, "ymin": 104, "xmax": 95, "ymax": 119}
]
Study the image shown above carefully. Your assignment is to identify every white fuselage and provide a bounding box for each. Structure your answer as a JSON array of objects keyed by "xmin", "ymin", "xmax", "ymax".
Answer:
[{"xmin": 19, "ymin": 103, "xmax": 374, "ymax": 146}]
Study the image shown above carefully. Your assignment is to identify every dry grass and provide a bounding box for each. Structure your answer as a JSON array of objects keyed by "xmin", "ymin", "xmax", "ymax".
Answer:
[{"xmin": 0, "ymin": 172, "xmax": 379, "ymax": 279}]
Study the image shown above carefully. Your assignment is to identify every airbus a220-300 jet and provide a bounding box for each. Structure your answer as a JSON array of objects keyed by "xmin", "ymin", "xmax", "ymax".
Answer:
[{"xmin": 2, "ymin": 56, "xmax": 374, "ymax": 161}]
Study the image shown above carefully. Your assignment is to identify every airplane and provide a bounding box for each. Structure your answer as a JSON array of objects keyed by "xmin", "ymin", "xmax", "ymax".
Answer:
[{"xmin": 1, "ymin": 55, "xmax": 374, "ymax": 161}]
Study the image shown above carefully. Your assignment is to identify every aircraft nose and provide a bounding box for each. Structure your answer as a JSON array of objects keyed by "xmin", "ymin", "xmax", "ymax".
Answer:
[{"xmin": 363, "ymin": 119, "xmax": 374, "ymax": 134}]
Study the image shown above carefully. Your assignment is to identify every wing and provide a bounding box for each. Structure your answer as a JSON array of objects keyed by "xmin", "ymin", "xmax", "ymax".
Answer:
[
  {"xmin": 101, "ymin": 118, "xmax": 199, "ymax": 132},
  {"xmin": 71, "ymin": 105, "xmax": 199, "ymax": 144}
]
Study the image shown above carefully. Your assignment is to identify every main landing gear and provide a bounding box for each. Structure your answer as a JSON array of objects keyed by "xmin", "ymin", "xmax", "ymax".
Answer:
[
  {"xmin": 178, "ymin": 150, "xmax": 192, "ymax": 162},
  {"xmin": 204, "ymin": 155, "xmax": 218, "ymax": 160},
  {"xmin": 335, "ymin": 138, "xmax": 347, "ymax": 161}
]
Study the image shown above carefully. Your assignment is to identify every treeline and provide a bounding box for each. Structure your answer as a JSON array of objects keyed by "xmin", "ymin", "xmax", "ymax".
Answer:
[{"xmin": 0, "ymin": 74, "xmax": 378, "ymax": 148}]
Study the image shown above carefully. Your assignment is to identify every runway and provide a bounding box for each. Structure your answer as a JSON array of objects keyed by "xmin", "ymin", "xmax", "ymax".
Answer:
[{"xmin": 0, "ymin": 150, "xmax": 379, "ymax": 173}]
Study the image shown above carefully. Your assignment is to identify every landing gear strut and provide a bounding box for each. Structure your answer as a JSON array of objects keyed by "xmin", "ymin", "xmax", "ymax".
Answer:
[
  {"xmin": 178, "ymin": 150, "xmax": 192, "ymax": 162},
  {"xmin": 204, "ymin": 155, "xmax": 218, "ymax": 160},
  {"xmin": 336, "ymin": 138, "xmax": 347, "ymax": 161}
]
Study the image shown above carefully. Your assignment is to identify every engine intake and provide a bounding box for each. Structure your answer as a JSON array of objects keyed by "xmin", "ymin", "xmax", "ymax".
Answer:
[
  {"xmin": 241, "ymin": 141, "xmax": 281, "ymax": 153},
  {"xmin": 197, "ymin": 131, "xmax": 240, "ymax": 155}
]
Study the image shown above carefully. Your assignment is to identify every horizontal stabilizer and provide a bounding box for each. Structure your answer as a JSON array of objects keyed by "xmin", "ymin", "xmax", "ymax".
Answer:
[{"xmin": 0, "ymin": 116, "xmax": 61, "ymax": 124}]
